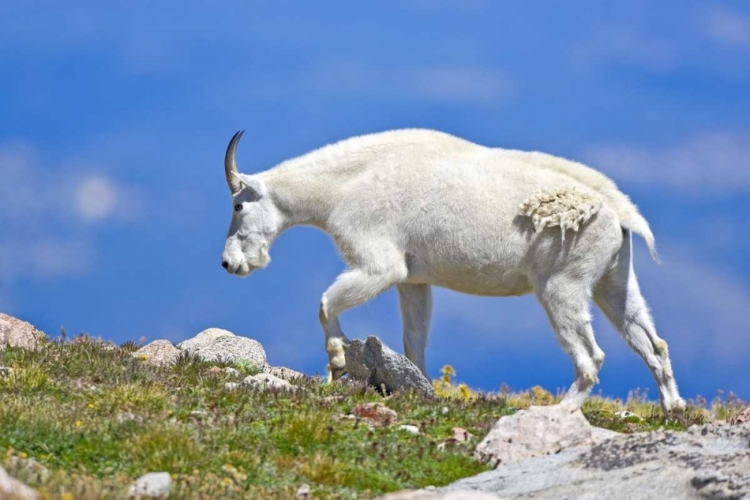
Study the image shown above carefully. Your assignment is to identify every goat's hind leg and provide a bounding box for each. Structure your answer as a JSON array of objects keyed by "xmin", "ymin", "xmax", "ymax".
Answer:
[
  {"xmin": 594, "ymin": 231, "xmax": 684, "ymax": 413},
  {"xmin": 536, "ymin": 276, "xmax": 606, "ymax": 409}
]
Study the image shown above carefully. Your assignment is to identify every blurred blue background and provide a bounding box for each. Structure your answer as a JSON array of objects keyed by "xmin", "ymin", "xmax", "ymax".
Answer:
[{"xmin": 1, "ymin": 1, "xmax": 748, "ymax": 401}]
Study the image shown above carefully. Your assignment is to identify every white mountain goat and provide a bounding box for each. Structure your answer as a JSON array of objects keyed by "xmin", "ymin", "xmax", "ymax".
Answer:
[{"xmin": 220, "ymin": 128, "xmax": 685, "ymax": 413}]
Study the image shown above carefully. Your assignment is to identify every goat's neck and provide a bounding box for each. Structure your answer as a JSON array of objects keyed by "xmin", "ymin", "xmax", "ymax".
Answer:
[{"xmin": 260, "ymin": 155, "xmax": 350, "ymax": 232}]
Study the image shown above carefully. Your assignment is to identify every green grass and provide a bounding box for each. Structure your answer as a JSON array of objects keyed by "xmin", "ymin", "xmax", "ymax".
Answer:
[{"xmin": 1, "ymin": 336, "xmax": 746, "ymax": 499}]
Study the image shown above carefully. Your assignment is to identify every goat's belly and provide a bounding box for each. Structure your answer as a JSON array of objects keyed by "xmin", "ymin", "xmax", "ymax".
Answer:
[{"xmin": 406, "ymin": 263, "xmax": 533, "ymax": 297}]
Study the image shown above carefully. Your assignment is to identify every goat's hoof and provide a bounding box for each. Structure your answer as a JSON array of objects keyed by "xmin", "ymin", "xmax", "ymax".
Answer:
[
  {"xmin": 663, "ymin": 397, "xmax": 687, "ymax": 416},
  {"xmin": 330, "ymin": 365, "xmax": 348, "ymax": 381},
  {"xmin": 324, "ymin": 363, "xmax": 348, "ymax": 383}
]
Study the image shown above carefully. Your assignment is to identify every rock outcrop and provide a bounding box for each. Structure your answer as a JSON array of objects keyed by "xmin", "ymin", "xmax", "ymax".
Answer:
[
  {"xmin": 474, "ymin": 403, "xmax": 617, "ymax": 467},
  {"xmin": 0, "ymin": 313, "xmax": 42, "ymax": 351},
  {"xmin": 344, "ymin": 336, "xmax": 435, "ymax": 396},
  {"xmin": 443, "ymin": 420, "xmax": 750, "ymax": 500}
]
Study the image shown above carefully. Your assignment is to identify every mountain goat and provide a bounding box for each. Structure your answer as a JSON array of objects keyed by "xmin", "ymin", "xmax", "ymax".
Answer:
[{"xmin": 220, "ymin": 128, "xmax": 685, "ymax": 413}]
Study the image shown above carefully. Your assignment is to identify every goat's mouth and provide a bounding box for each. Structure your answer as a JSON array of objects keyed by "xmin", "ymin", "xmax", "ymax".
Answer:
[{"xmin": 234, "ymin": 262, "xmax": 255, "ymax": 277}]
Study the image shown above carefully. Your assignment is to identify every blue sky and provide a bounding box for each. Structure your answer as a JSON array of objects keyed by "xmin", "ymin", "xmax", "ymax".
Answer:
[{"xmin": 1, "ymin": 1, "xmax": 749, "ymax": 402}]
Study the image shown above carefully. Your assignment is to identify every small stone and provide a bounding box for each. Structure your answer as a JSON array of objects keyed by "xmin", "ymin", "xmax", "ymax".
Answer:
[
  {"xmin": 265, "ymin": 365, "xmax": 306, "ymax": 381},
  {"xmin": 351, "ymin": 402, "xmax": 398, "ymax": 427},
  {"xmin": 127, "ymin": 472, "xmax": 172, "ymax": 498},
  {"xmin": 242, "ymin": 373, "xmax": 295, "ymax": 391},
  {"xmin": 296, "ymin": 483, "xmax": 311, "ymax": 498},
  {"xmin": 451, "ymin": 427, "xmax": 474, "ymax": 443},
  {"xmin": 132, "ymin": 340, "xmax": 180, "ymax": 367},
  {"xmin": 0, "ymin": 366, "xmax": 13, "ymax": 378},
  {"xmin": 224, "ymin": 382, "xmax": 241, "ymax": 391},
  {"xmin": 223, "ymin": 367, "xmax": 241, "ymax": 377},
  {"xmin": 399, "ymin": 424, "xmax": 420, "ymax": 435},
  {"xmin": 614, "ymin": 410, "xmax": 644, "ymax": 421}
]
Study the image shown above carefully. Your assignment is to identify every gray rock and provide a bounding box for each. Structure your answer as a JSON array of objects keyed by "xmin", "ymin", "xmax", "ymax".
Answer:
[
  {"xmin": 0, "ymin": 313, "xmax": 41, "ymax": 351},
  {"xmin": 243, "ymin": 373, "xmax": 295, "ymax": 391},
  {"xmin": 344, "ymin": 336, "xmax": 434, "ymax": 396},
  {"xmin": 438, "ymin": 421, "xmax": 750, "ymax": 500},
  {"xmin": 296, "ymin": 483, "xmax": 311, "ymax": 498},
  {"xmin": 128, "ymin": 471, "xmax": 172, "ymax": 498},
  {"xmin": 132, "ymin": 340, "xmax": 181, "ymax": 367},
  {"xmin": 223, "ymin": 367, "xmax": 241, "ymax": 377},
  {"xmin": 0, "ymin": 465, "xmax": 39, "ymax": 500},
  {"xmin": 179, "ymin": 328, "xmax": 266, "ymax": 368},
  {"xmin": 265, "ymin": 365, "xmax": 306, "ymax": 381},
  {"xmin": 0, "ymin": 366, "xmax": 13, "ymax": 378},
  {"xmin": 377, "ymin": 490, "xmax": 505, "ymax": 499},
  {"xmin": 224, "ymin": 382, "xmax": 241, "ymax": 391},
  {"xmin": 474, "ymin": 403, "xmax": 617, "ymax": 467}
]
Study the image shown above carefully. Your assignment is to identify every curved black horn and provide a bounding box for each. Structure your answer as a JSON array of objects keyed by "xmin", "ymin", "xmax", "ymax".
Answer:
[{"xmin": 224, "ymin": 130, "xmax": 244, "ymax": 194}]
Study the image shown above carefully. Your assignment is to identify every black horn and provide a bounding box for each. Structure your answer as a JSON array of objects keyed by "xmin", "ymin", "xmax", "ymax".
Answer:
[{"xmin": 224, "ymin": 130, "xmax": 245, "ymax": 194}]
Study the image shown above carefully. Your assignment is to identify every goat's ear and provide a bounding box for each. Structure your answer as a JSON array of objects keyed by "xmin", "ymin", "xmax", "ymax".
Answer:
[{"xmin": 232, "ymin": 172, "xmax": 267, "ymax": 198}]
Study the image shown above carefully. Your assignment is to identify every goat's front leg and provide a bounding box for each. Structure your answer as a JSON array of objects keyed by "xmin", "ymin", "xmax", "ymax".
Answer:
[{"xmin": 320, "ymin": 258, "xmax": 407, "ymax": 381}]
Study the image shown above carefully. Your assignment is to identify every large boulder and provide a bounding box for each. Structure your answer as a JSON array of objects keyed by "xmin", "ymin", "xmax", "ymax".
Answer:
[
  {"xmin": 441, "ymin": 420, "xmax": 750, "ymax": 499},
  {"xmin": 474, "ymin": 403, "xmax": 617, "ymax": 467},
  {"xmin": 0, "ymin": 465, "xmax": 39, "ymax": 500},
  {"xmin": 178, "ymin": 328, "xmax": 267, "ymax": 369},
  {"xmin": 0, "ymin": 313, "xmax": 41, "ymax": 351},
  {"xmin": 344, "ymin": 336, "xmax": 435, "ymax": 396}
]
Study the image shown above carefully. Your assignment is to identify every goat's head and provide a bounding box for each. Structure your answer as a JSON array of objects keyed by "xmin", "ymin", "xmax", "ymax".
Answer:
[{"xmin": 220, "ymin": 131, "xmax": 279, "ymax": 277}]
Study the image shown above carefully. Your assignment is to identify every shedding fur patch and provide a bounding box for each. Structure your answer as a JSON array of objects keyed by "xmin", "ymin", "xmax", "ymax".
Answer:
[{"xmin": 519, "ymin": 186, "xmax": 602, "ymax": 240}]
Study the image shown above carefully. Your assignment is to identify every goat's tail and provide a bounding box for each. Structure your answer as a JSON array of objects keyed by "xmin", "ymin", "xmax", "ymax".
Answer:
[{"xmin": 609, "ymin": 195, "xmax": 659, "ymax": 264}]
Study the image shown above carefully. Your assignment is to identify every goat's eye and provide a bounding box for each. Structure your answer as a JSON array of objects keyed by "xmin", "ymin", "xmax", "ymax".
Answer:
[{"xmin": 234, "ymin": 204, "xmax": 243, "ymax": 212}]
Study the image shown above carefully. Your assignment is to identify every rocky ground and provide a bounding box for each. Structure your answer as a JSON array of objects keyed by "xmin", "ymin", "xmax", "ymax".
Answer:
[{"xmin": 1, "ymin": 313, "xmax": 748, "ymax": 499}]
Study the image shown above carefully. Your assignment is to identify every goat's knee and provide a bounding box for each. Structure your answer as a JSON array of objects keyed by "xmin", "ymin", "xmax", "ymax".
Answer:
[{"xmin": 592, "ymin": 347, "xmax": 605, "ymax": 370}]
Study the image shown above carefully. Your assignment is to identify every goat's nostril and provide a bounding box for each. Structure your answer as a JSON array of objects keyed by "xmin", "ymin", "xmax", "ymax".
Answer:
[{"xmin": 222, "ymin": 261, "xmax": 229, "ymax": 269}]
